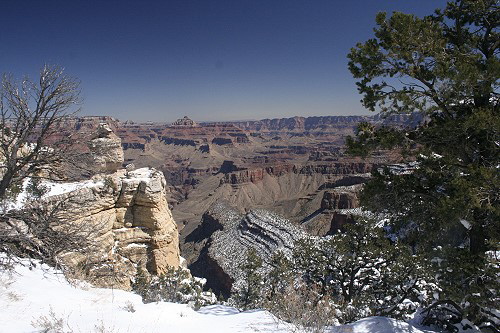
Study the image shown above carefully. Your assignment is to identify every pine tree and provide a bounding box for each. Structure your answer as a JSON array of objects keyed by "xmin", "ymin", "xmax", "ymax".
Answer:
[
  {"xmin": 132, "ymin": 267, "xmax": 151, "ymax": 302},
  {"xmin": 234, "ymin": 249, "xmax": 263, "ymax": 310},
  {"xmin": 293, "ymin": 219, "xmax": 437, "ymax": 323},
  {"xmin": 346, "ymin": 0, "xmax": 499, "ymax": 330},
  {"xmin": 266, "ymin": 251, "xmax": 293, "ymax": 300}
]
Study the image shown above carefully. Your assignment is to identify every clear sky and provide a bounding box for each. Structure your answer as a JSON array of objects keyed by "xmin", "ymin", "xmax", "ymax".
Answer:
[{"xmin": 0, "ymin": 0, "xmax": 447, "ymax": 122}]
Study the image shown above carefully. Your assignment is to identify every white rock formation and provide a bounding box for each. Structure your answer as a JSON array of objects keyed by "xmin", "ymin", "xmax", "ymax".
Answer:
[{"xmin": 52, "ymin": 125, "xmax": 179, "ymax": 289}]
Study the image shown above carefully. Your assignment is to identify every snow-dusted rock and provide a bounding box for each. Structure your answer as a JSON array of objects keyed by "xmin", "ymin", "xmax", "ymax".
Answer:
[
  {"xmin": 53, "ymin": 167, "xmax": 180, "ymax": 289},
  {"xmin": 189, "ymin": 201, "xmax": 308, "ymax": 297}
]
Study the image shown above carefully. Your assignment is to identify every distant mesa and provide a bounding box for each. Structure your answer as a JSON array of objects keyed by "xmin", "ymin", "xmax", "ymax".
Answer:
[{"xmin": 170, "ymin": 115, "xmax": 198, "ymax": 127}]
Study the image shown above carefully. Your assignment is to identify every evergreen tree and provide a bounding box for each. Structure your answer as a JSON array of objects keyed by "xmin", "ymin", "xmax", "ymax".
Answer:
[
  {"xmin": 132, "ymin": 267, "xmax": 152, "ymax": 302},
  {"xmin": 266, "ymin": 250, "xmax": 293, "ymax": 300},
  {"xmin": 132, "ymin": 266, "xmax": 216, "ymax": 309},
  {"xmin": 346, "ymin": 0, "xmax": 499, "ymax": 330},
  {"xmin": 234, "ymin": 249, "xmax": 264, "ymax": 310}
]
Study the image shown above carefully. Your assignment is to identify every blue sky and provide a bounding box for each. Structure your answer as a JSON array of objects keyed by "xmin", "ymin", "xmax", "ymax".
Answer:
[{"xmin": 0, "ymin": 0, "xmax": 447, "ymax": 122}]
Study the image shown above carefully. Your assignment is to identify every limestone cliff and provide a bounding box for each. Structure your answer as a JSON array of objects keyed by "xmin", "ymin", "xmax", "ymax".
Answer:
[{"xmin": 53, "ymin": 124, "xmax": 178, "ymax": 289}]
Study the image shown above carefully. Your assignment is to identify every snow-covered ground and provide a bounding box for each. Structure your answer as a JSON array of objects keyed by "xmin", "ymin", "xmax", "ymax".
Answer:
[
  {"xmin": 0, "ymin": 259, "xmax": 438, "ymax": 333},
  {"xmin": 4, "ymin": 178, "xmax": 104, "ymax": 212}
]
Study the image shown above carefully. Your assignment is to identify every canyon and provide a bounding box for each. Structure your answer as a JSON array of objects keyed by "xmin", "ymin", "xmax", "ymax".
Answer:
[{"xmin": 57, "ymin": 114, "xmax": 413, "ymax": 286}]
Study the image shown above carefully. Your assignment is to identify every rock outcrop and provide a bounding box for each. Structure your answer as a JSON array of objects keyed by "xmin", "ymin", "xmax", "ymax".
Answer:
[
  {"xmin": 302, "ymin": 185, "xmax": 363, "ymax": 236},
  {"xmin": 57, "ymin": 168, "xmax": 180, "ymax": 289},
  {"xmin": 53, "ymin": 125, "xmax": 179, "ymax": 289},
  {"xmin": 170, "ymin": 116, "xmax": 197, "ymax": 127},
  {"xmin": 321, "ymin": 190, "xmax": 359, "ymax": 210},
  {"xmin": 87, "ymin": 123, "xmax": 124, "ymax": 173}
]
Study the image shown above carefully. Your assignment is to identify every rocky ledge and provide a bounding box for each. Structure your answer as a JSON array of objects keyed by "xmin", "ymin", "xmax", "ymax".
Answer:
[{"xmin": 220, "ymin": 162, "xmax": 374, "ymax": 185}]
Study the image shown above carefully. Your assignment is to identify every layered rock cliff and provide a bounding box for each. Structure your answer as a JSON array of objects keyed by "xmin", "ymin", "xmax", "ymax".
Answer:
[
  {"xmin": 220, "ymin": 162, "xmax": 373, "ymax": 185},
  {"xmin": 321, "ymin": 190, "xmax": 359, "ymax": 210},
  {"xmin": 230, "ymin": 113, "xmax": 422, "ymax": 132},
  {"xmin": 303, "ymin": 185, "xmax": 364, "ymax": 236}
]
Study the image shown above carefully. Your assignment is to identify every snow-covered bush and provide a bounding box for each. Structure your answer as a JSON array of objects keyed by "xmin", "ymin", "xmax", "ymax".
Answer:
[
  {"xmin": 31, "ymin": 306, "xmax": 72, "ymax": 333},
  {"xmin": 228, "ymin": 249, "xmax": 337, "ymax": 332},
  {"xmin": 264, "ymin": 279, "xmax": 338, "ymax": 333},
  {"xmin": 132, "ymin": 266, "xmax": 217, "ymax": 310},
  {"xmin": 421, "ymin": 247, "xmax": 499, "ymax": 332},
  {"xmin": 268, "ymin": 218, "xmax": 439, "ymax": 324}
]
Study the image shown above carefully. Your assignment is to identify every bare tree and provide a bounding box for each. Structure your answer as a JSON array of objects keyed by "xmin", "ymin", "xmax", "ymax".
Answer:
[
  {"xmin": 0, "ymin": 65, "xmax": 89, "ymax": 270},
  {"xmin": 0, "ymin": 65, "xmax": 81, "ymax": 200},
  {"xmin": 0, "ymin": 195, "xmax": 101, "ymax": 270}
]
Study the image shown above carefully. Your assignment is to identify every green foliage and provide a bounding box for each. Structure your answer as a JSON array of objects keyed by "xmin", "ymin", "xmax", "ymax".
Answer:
[
  {"xmin": 257, "ymin": 251, "xmax": 337, "ymax": 331},
  {"xmin": 26, "ymin": 178, "xmax": 49, "ymax": 199},
  {"xmin": 346, "ymin": 0, "xmax": 499, "ymax": 330},
  {"xmin": 131, "ymin": 267, "xmax": 150, "ymax": 301},
  {"xmin": 346, "ymin": 122, "xmax": 410, "ymax": 158},
  {"xmin": 2, "ymin": 182, "xmax": 22, "ymax": 204},
  {"xmin": 234, "ymin": 225, "xmax": 438, "ymax": 326},
  {"xmin": 292, "ymin": 220, "xmax": 437, "ymax": 323},
  {"xmin": 422, "ymin": 248, "xmax": 500, "ymax": 331},
  {"xmin": 265, "ymin": 251, "xmax": 293, "ymax": 300},
  {"xmin": 232, "ymin": 249, "xmax": 264, "ymax": 310},
  {"xmin": 348, "ymin": 1, "xmax": 498, "ymax": 116},
  {"xmin": 131, "ymin": 266, "xmax": 216, "ymax": 310}
]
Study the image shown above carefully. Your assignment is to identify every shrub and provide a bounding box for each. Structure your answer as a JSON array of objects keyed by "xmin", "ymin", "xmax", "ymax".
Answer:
[
  {"xmin": 132, "ymin": 266, "xmax": 217, "ymax": 310},
  {"xmin": 293, "ymin": 220, "xmax": 439, "ymax": 323},
  {"xmin": 231, "ymin": 249, "xmax": 264, "ymax": 310},
  {"xmin": 258, "ymin": 218, "xmax": 439, "ymax": 325}
]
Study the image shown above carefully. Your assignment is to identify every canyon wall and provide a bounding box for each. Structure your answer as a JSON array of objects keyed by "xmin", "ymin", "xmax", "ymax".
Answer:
[{"xmin": 57, "ymin": 168, "xmax": 180, "ymax": 290}]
